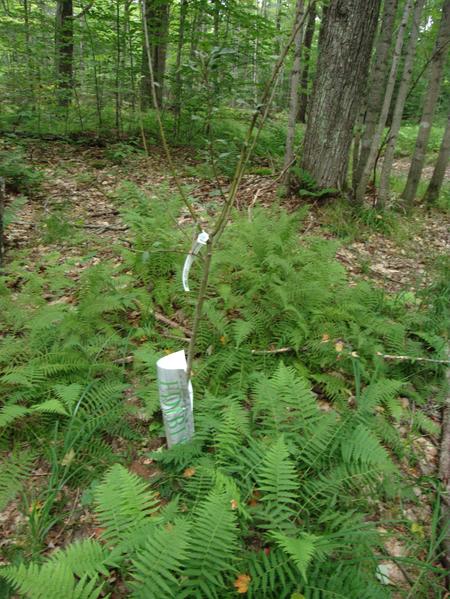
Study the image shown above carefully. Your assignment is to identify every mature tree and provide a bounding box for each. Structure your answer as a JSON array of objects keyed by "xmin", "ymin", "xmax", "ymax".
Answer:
[
  {"xmin": 297, "ymin": 0, "xmax": 317, "ymax": 123},
  {"xmin": 300, "ymin": 0, "xmax": 381, "ymax": 191},
  {"xmin": 378, "ymin": 0, "xmax": 426, "ymax": 206},
  {"xmin": 424, "ymin": 110, "xmax": 450, "ymax": 204},
  {"xmin": 354, "ymin": 0, "xmax": 413, "ymax": 204},
  {"xmin": 55, "ymin": 0, "xmax": 74, "ymax": 107},
  {"xmin": 353, "ymin": 0, "xmax": 398, "ymax": 187},
  {"xmin": 141, "ymin": 0, "xmax": 170, "ymax": 108},
  {"xmin": 402, "ymin": 0, "xmax": 450, "ymax": 206}
]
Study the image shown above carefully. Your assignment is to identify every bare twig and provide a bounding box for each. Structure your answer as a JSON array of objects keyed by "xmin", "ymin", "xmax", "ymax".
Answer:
[
  {"xmin": 376, "ymin": 352, "xmax": 450, "ymax": 365},
  {"xmin": 251, "ymin": 346, "xmax": 295, "ymax": 355},
  {"xmin": 154, "ymin": 311, "xmax": 192, "ymax": 337},
  {"xmin": 438, "ymin": 357, "xmax": 450, "ymax": 583}
]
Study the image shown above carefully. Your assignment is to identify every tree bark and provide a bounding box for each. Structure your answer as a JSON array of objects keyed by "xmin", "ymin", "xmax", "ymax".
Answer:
[
  {"xmin": 55, "ymin": 0, "xmax": 74, "ymax": 107},
  {"xmin": 424, "ymin": 111, "xmax": 450, "ymax": 204},
  {"xmin": 401, "ymin": 0, "xmax": 450, "ymax": 206},
  {"xmin": 300, "ymin": 0, "xmax": 381, "ymax": 191},
  {"xmin": 354, "ymin": 0, "xmax": 398, "ymax": 187},
  {"xmin": 297, "ymin": 1, "xmax": 316, "ymax": 123},
  {"xmin": 378, "ymin": 0, "xmax": 426, "ymax": 206},
  {"xmin": 282, "ymin": 0, "xmax": 306, "ymax": 186},
  {"xmin": 354, "ymin": 0, "xmax": 413, "ymax": 204},
  {"xmin": 173, "ymin": 0, "xmax": 188, "ymax": 136},
  {"xmin": 141, "ymin": 0, "xmax": 170, "ymax": 109}
]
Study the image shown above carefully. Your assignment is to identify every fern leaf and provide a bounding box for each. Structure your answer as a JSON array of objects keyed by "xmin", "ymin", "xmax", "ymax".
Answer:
[
  {"xmin": 257, "ymin": 437, "xmax": 298, "ymax": 529},
  {"xmin": 94, "ymin": 464, "xmax": 159, "ymax": 543},
  {"xmin": 129, "ymin": 519, "xmax": 191, "ymax": 598},
  {"xmin": 179, "ymin": 490, "xmax": 238, "ymax": 598},
  {"xmin": 271, "ymin": 531, "xmax": 318, "ymax": 580}
]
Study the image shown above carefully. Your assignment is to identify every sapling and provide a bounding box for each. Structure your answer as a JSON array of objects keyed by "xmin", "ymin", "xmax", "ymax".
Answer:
[{"xmin": 142, "ymin": 0, "xmax": 312, "ymax": 443}]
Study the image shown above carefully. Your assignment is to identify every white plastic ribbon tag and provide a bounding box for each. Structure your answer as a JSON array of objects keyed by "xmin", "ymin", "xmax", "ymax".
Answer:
[{"xmin": 182, "ymin": 231, "xmax": 209, "ymax": 292}]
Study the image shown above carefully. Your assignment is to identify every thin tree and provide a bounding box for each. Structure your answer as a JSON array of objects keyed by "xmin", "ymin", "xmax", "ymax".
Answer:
[
  {"xmin": 424, "ymin": 110, "xmax": 450, "ymax": 204},
  {"xmin": 378, "ymin": 0, "xmax": 426, "ymax": 207},
  {"xmin": 354, "ymin": 0, "xmax": 413, "ymax": 204},
  {"xmin": 300, "ymin": 0, "xmax": 381, "ymax": 191},
  {"xmin": 297, "ymin": 0, "xmax": 316, "ymax": 124},
  {"xmin": 55, "ymin": 0, "xmax": 74, "ymax": 107},
  {"xmin": 402, "ymin": 0, "xmax": 450, "ymax": 206},
  {"xmin": 353, "ymin": 0, "xmax": 398, "ymax": 187},
  {"xmin": 282, "ymin": 0, "xmax": 306, "ymax": 187}
]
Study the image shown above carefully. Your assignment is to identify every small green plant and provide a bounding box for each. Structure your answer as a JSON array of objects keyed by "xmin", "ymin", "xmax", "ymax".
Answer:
[{"xmin": 0, "ymin": 148, "xmax": 43, "ymax": 193}]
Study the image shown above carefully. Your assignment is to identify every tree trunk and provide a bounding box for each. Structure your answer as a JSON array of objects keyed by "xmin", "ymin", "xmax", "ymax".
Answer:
[
  {"xmin": 354, "ymin": 0, "xmax": 413, "ymax": 204},
  {"xmin": 0, "ymin": 177, "xmax": 4, "ymax": 268},
  {"xmin": 353, "ymin": 0, "xmax": 398, "ymax": 186},
  {"xmin": 282, "ymin": 0, "xmax": 306, "ymax": 186},
  {"xmin": 55, "ymin": 0, "xmax": 74, "ymax": 107},
  {"xmin": 424, "ymin": 110, "xmax": 450, "ymax": 204},
  {"xmin": 378, "ymin": 0, "xmax": 425, "ymax": 206},
  {"xmin": 300, "ymin": 0, "xmax": 381, "ymax": 191},
  {"xmin": 174, "ymin": 0, "xmax": 188, "ymax": 136},
  {"xmin": 401, "ymin": 0, "xmax": 450, "ymax": 206},
  {"xmin": 141, "ymin": 0, "xmax": 170, "ymax": 109},
  {"xmin": 297, "ymin": 1, "xmax": 316, "ymax": 123}
]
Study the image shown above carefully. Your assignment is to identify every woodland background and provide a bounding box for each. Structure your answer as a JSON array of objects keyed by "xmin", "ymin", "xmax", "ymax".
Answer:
[{"xmin": 0, "ymin": 1, "xmax": 449, "ymax": 598}]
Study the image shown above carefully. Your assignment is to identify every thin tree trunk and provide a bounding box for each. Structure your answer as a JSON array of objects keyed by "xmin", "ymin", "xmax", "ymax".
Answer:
[
  {"xmin": 124, "ymin": 0, "xmax": 137, "ymax": 112},
  {"xmin": 23, "ymin": 0, "xmax": 35, "ymax": 107},
  {"xmin": 401, "ymin": 0, "xmax": 450, "ymax": 206},
  {"xmin": 297, "ymin": 1, "xmax": 316, "ymax": 123},
  {"xmin": 354, "ymin": 0, "xmax": 398, "ymax": 186},
  {"xmin": 424, "ymin": 111, "xmax": 450, "ymax": 204},
  {"xmin": 300, "ymin": 0, "xmax": 381, "ymax": 191},
  {"xmin": 378, "ymin": 0, "xmax": 426, "ymax": 206},
  {"xmin": 354, "ymin": 0, "xmax": 413, "ymax": 204},
  {"xmin": 174, "ymin": 0, "xmax": 187, "ymax": 136},
  {"xmin": 0, "ymin": 177, "xmax": 4, "ymax": 269},
  {"xmin": 282, "ymin": 0, "xmax": 306, "ymax": 186},
  {"xmin": 115, "ymin": 0, "xmax": 122, "ymax": 136},
  {"xmin": 55, "ymin": 0, "xmax": 74, "ymax": 107}
]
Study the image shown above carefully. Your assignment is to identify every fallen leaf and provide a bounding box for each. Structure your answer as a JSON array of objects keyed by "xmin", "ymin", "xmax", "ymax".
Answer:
[
  {"xmin": 335, "ymin": 341, "xmax": 344, "ymax": 353},
  {"xmin": 183, "ymin": 467, "xmax": 196, "ymax": 478},
  {"xmin": 234, "ymin": 573, "xmax": 251, "ymax": 594},
  {"xmin": 230, "ymin": 499, "xmax": 238, "ymax": 510},
  {"xmin": 321, "ymin": 334, "xmax": 330, "ymax": 343}
]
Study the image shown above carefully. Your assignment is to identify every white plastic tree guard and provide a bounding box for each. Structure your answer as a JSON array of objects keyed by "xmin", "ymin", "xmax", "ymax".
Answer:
[{"xmin": 156, "ymin": 350, "xmax": 194, "ymax": 447}]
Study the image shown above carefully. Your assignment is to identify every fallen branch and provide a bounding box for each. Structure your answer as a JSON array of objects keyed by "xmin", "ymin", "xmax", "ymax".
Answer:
[
  {"xmin": 74, "ymin": 223, "xmax": 128, "ymax": 231},
  {"xmin": 154, "ymin": 311, "xmax": 192, "ymax": 337},
  {"xmin": 376, "ymin": 352, "xmax": 450, "ymax": 365},
  {"xmin": 251, "ymin": 346, "xmax": 295, "ymax": 355}
]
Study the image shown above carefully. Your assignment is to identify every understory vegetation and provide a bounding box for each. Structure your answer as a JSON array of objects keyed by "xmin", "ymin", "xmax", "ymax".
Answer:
[{"xmin": 1, "ymin": 166, "xmax": 449, "ymax": 597}]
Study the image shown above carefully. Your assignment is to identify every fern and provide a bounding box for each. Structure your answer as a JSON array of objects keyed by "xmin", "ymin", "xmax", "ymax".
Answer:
[
  {"xmin": 129, "ymin": 519, "xmax": 191, "ymax": 598},
  {"xmin": 179, "ymin": 490, "xmax": 239, "ymax": 598},
  {"xmin": 257, "ymin": 437, "xmax": 298, "ymax": 529},
  {"xmin": 93, "ymin": 464, "xmax": 160, "ymax": 543}
]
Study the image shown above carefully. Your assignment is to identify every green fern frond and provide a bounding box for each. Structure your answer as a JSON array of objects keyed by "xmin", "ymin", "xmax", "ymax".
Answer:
[
  {"xmin": 129, "ymin": 518, "xmax": 191, "ymax": 599},
  {"xmin": 94, "ymin": 464, "xmax": 160, "ymax": 543},
  {"xmin": 257, "ymin": 437, "xmax": 298, "ymax": 529},
  {"xmin": 0, "ymin": 449, "xmax": 35, "ymax": 510},
  {"xmin": 270, "ymin": 531, "xmax": 318, "ymax": 580},
  {"xmin": 179, "ymin": 490, "xmax": 239, "ymax": 598}
]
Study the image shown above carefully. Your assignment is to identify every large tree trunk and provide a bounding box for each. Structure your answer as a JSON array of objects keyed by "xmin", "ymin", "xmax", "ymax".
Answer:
[
  {"xmin": 297, "ymin": 1, "xmax": 317, "ymax": 124},
  {"xmin": 300, "ymin": 0, "xmax": 381, "ymax": 191},
  {"xmin": 424, "ymin": 111, "xmax": 450, "ymax": 204},
  {"xmin": 141, "ymin": 0, "xmax": 170, "ymax": 109},
  {"xmin": 353, "ymin": 0, "xmax": 413, "ymax": 204},
  {"xmin": 353, "ymin": 0, "xmax": 398, "ymax": 187},
  {"xmin": 55, "ymin": 0, "xmax": 74, "ymax": 107},
  {"xmin": 401, "ymin": 0, "xmax": 450, "ymax": 206},
  {"xmin": 378, "ymin": 0, "xmax": 425, "ymax": 206},
  {"xmin": 282, "ymin": 0, "xmax": 306, "ymax": 186}
]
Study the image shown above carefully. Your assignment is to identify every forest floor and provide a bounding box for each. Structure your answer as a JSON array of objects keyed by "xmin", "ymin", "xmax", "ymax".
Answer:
[
  {"xmin": 1, "ymin": 137, "xmax": 449, "ymax": 595},
  {"xmin": 5, "ymin": 138, "xmax": 450, "ymax": 294}
]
